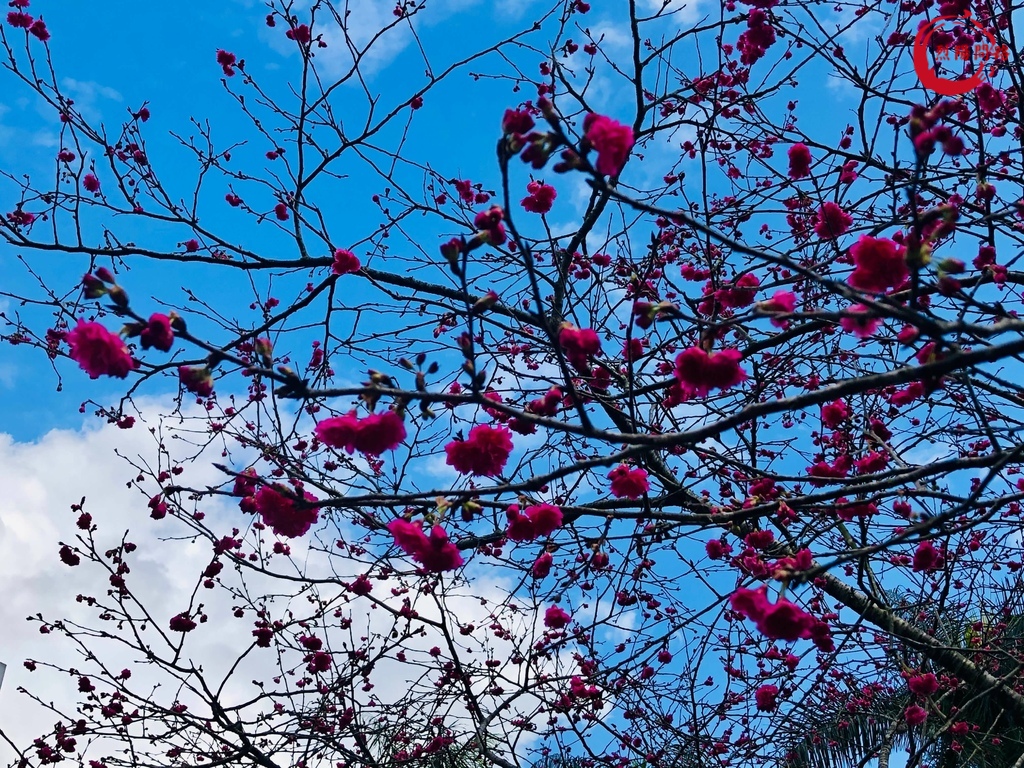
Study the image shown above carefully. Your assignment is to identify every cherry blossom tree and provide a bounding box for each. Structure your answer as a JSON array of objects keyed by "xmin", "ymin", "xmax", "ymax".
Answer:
[{"xmin": 4, "ymin": 0, "xmax": 1024, "ymax": 767}]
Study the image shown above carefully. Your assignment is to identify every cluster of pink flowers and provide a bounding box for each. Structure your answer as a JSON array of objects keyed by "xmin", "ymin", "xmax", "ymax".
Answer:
[
  {"xmin": 608, "ymin": 464, "xmax": 650, "ymax": 499},
  {"xmin": 315, "ymin": 409, "xmax": 407, "ymax": 456},
  {"xmin": 216, "ymin": 49, "xmax": 237, "ymax": 77},
  {"xmin": 521, "ymin": 180, "xmax": 556, "ymax": 213},
  {"xmin": 559, "ymin": 324, "xmax": 602, "ymax": 371},
  {"xmin": 730, "ymin": 586, "xmax": 833, "ymax": 650},
  {"xmin": 847, "ymin": 235, "xmax": 908, "ymax": 293},
  {"xmin": 583, "ymin": 113, "xmax": 634, "ymax": 176},
  {"xmin": 6, "ymin": 2, "xmax": 49, "ymax": 42},
  {"xmin": 387, "ymin": 519, "xmax": 464, "ymax": 573},
  {"xmin": 505, "ymin": 503, "xmax": 563, "ymax": 542},
  {"xmin": 250, "ymin": 484, "xmax": 320, "ymax": 538},
  {"xmin": 737, "ymin": 8, "xmax": 776, "ymax": 65},
  {"xmin": 445, "ymin": 424, "xmax": 514, "ymax": 477},
  {"xmin": 813, "ymin": 202, "xmax": 853, "ymax": 240},
  {"xmin": 673, "ymin": 347, "xmax": 747, "ymax": 397}
]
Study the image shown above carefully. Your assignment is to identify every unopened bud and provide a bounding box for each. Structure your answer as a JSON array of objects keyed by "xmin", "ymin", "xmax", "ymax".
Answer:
[
  {"xmin": 471, "ymin": 290, "xmax": 500, "ymax": 315},
  {"xmin": 82, "ymin": 274, "xmax": 107, "ymax": 299},
  {"xmin": 95, "ymin": 267, "xmax": 116, "ymax": 283},
  {"xmin": 107, "ymin": 284, "xmax": 129, "ymax": 309}
]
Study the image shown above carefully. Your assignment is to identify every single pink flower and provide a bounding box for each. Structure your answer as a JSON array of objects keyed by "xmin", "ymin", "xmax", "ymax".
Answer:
[
  {"xmin": 216, "ymin": 49, "xmax": 237, "ymax": 76},
  {"xmin": 848, "ymin": 235, "xmax": 908, "ymax": 293},
  {"xmin": 583, "ymin": 113, "xmax": 634, "ymax": 176},
  {"xmin": 544, "ymin": 605, "xmax": 571, "ymax": 629},
  {"xmin": 66, "ymin": 321, "xmax": 135, "ymax": 379},
  {"xmin": 913, "ymin": 540, "xmax": 943, "ymax": 573},
  {"xmin": 813, "ymin": 201, "xmax": 853, "ymax": 239},
  {"xmin": 332, "ymin": 248, "xmax": 361, "ymax": 275},
  {"xmin": 532, "ymin": 552, "xmax": 553, "ymax": 579},
  {"xmin": 787, "ymin": 143, "xmax": 812, "ymax": 179},
  {"xmin": 840, "ymin": 304, "xmax": 881, "ymax": 338},
  {"xmin": 755, "ymin": 684, "xmax": 779, "ymax": 712},
  {"xmin": 315, "ymin": 411, "xmax": 360, "ymax": 454},
  {"xmin": 905, "ymin": 705, "xmax": 928, "ymax": 726},
  {"xmin": 253, "ymin": 485, "xmax": 319, "ymax": 538},
  {"xmin": 83, "ymin": 174, "xmax": 101, "ymax": 193},
  {"xmin": 352, "ymin": 410, "xmax": 406, "ymax": 456},
  {"xmin": 140, "ymin": 313, "xmax": 174, "ymax": 352},
  {"xmin": 820, "ymin": 399, "xmax": 850, "ymax": 429},
  {"xmin": 526, "ymin": 503, "xmax": 563, "ymax": 537},
  {"xmin": 608, "ymin": 464, "xmax": 650, "ymax": 499}
]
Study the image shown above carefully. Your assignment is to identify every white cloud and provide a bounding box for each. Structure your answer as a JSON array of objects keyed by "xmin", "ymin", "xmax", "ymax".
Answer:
[{"xmin": 0, "ymin": 400, "xmax": 553, "ymax": 765}]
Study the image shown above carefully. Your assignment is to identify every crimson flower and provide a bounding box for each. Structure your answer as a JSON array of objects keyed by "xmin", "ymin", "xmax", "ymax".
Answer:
[
  {"xmin": 253, "ymin": 485, "xmax": 319, "ymax": 538},
  {"xmin": 787, "ymin": 143, "xmax": 812, "ymax": 179},
  {"xmin": 912, "ymin": 540, "xmax": 943, "ymax": 573},
  {"xmin": 506, "ymin": 505, "xmax": 536, "ymax": 542},
  {"xmin": 169, "ymin": 613, "xmax": 197, "ymax": 633},
  {"xmin": 526, "ymin": 503, "xmax": 563, "ymax": 537},
  {"xmin": 315, "ymin": 411, "xmax": 360, "ymax": 453},
  {"xmin": 352, "ymin": 410, "xmax": 407, "ymax": 456},
  {"xmin": 559, "ymin": 324, "xmax": 602, "ymax": 370},
  {"xmin": 386, "ymin": 519, "xmax": 464, "ymax": 573},
  {"xmin": 729, "ymin": 586, "xmax": 816, "ymax": 642},
  {"xmin": 848, "ymin": 235, "xmax": 908, "ymax": 293},
  {"xmin": 315, "ymin": 409, "xmax": 406, "ymax": 456},
  {"xmin": 216, "ymin": 49, "xmax": 237, "ymax": 76},
  {"xmin": 532, "ymin": 552, "xmax": 553, "ymax": 579},
  {"xmin": 28, "ymin": 17, "xmax": 47, "ymax": 41},
  {"xmin": 544, "ymin": 605, "xmax": 571, "ymax": 629},
  {"xmin": 66, "ymin": 321, "xmax": 136, "ymax": 379},
  {"xmin": 755, "ymin": 684, "xmax": 779, "ymax": 712},
  {"xmin": 673, "ymin": 347, "xmax": 747, "ymax": 397},
  {"xmin": 813, "ymin": 201, "xmax": 853, "ymax": 239},
  {"xmin": 332, "ymin": 248, "xmax": 361, "ymax": 275},
  {"xmin": 502, "ymin": 108, "xmax": 535, "ymax": 136},
  {"xmin": 608, "ymin": 464, "xmax": 650, "ymax": 499},
  {"xmin": 905, "ymin": 705, "xmax": 928, "ymax": 726},
  {"xmin": 583, "ymin": 113, "xmax": 634, "ymax": 176},
  {"xmin": 758, "ymin": 290, "xmax": 797, "ymax": 328},
  {"xmin": 521, "ymin": 180, "xmax": 557, "ymax": 213},
  {"xmin": 840, "ymin": 304, "xmax": 881, "ymax": 338},
  {"xmin": 140, "ymin": 313, "xmax": 174, "ymax": 352},
  {"xmin": 908, "ymin": 672, "xmax": 939, "ymax": 697},
  {"xmin": 820, "ymin": 399, "xmax": 850, "ymax": 429},
  {"xmin": 83, "ymin": 174, "xmax": 101, "ymax": 193},
  {"xmin": 445, "ymin": 424, "xmax": 514, "ymax": 477}
]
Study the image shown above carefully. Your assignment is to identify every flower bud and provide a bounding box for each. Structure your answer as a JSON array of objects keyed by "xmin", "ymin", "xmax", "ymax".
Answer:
[
  {"xmin": 82, "ymin": 274, "xmax": 107, "ymax": 299},
  {"xmin": 107, "ymin": 284, "xmax": 129, "ymax": 308}
]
